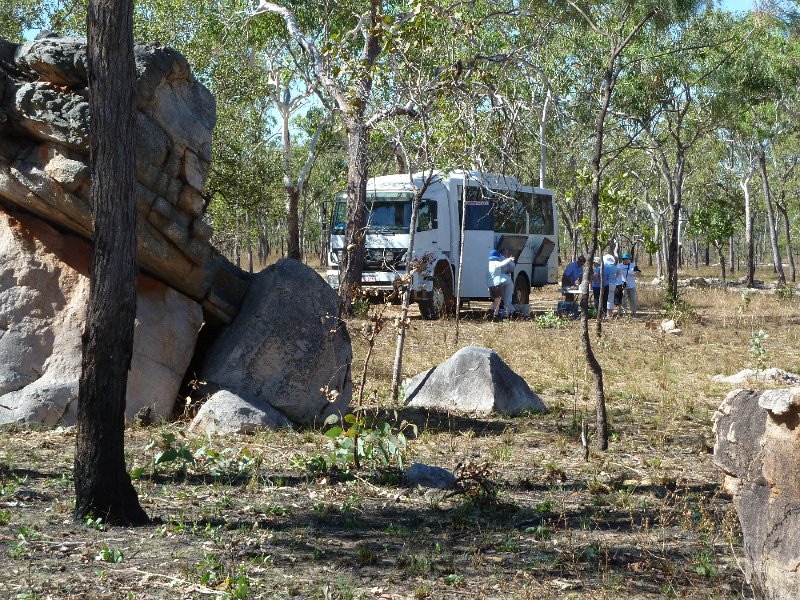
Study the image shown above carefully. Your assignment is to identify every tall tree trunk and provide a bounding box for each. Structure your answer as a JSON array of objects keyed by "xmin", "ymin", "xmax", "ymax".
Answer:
[
  {"xmin": 758, "ymin": 146, "xmax": 785, "ymax": 286},
  {"xmin": 338, "ymin": 124, "xmax": 370, "ymax": 317},
  {"xmin": 75, "ymin": 0, "xmax": 147, "ymax": 525},
  {"xmin": 245, "ymin": 210, "xmax": 253, "ymax": 273},
  {"xmin": 581, "ymin": 55, "xmax": 619, "ymax": 452},
  {"xmin": 776, "ymin": 200, "xmax": 796, "ymax": 282},
  {"xmin": 539, "ymin": 89, "xmax": 550, "ymax": 188},
  {"xmin": 286, "ymin": 186, "xmax": 301, "ymax": 260},
  {"xmin": 729, "ymin": 236, "xmax": 735, "ymax": 274},
  {"xmin": 741, "ymin": 173, "xmax": 755, "ymax": 287}
]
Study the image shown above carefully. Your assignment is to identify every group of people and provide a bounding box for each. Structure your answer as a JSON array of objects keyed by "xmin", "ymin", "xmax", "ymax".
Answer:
[
  {"xmin": 487, "ymin": 247, "xmax": 641, "ymax": 321},
  {"xmin": 561, "ymin": 252, "xmax": 640, "ymax": 318}
]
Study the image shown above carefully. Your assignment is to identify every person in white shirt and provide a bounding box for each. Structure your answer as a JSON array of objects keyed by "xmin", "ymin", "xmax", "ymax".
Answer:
[
  {"xmin": 618, "ymin": 253, "xmax": 640, "ymax": 316},
  {"xmin": 488, "ymin": 248, "xmax": 515, "ymax": 321}
]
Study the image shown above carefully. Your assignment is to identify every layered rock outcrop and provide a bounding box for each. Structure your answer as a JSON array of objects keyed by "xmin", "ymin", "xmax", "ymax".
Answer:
[
  {"xmin": 0, "ymin": 34, "xmax": 353, "ymax": 428},
  {"xmin": 0, "ymin": 33, "xmax": 247, "ymax": 324},
  {"xmin": 714, "ymin": 388, "xmax": 800, "ymax": 599}
]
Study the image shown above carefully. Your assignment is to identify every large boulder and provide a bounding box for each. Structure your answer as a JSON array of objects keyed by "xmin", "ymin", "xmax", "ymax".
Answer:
[
  {"xmin": 0, "ymin": 33, "xmax": 248, "ymax": 324},
  {"xmin": 403, "ymin": 346, "xmax": 547, "ymax": 415},
  {"xmin": 713, "ymin": 388, "xmax": 800, "ymax": 599},
  {"xmin": 0, "ymin": 207, "xmax": 202, "ymax": 426},
  {"xmin": 199, "ymin": 259, "xmax": 352, "ymax": 427}
]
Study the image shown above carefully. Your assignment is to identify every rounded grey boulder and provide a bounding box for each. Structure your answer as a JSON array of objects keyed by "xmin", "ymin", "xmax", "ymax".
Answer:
[{"xmin": 403, "ymin": 346, "xmax": 547, "ymax": 416}]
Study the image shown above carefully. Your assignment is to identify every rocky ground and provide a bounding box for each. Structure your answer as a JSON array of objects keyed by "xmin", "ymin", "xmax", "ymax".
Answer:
[{"xmin": 3, "ymin": 274, "xmax": 799, "ymax": 599}]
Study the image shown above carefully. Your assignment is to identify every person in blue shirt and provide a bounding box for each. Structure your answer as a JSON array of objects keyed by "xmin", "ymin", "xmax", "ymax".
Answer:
[
  {"xmin": 488, "ymin": 248, "xmax": 515, "ymax": 321},
  {"xmin": 561, "ymin": 255, "xmax": 586, "ymax": 302},
  {"xmin": 561, "ymin": 256, "xmax": 586, "ymax": 288}
]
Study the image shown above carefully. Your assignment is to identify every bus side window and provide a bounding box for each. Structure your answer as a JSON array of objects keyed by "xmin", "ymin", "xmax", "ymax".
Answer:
[
  {"xmin": 519, "ymin": 191, "xmax": 554, "ymax": 235},
  {"xmin": 417, "ymin": 200, "xmax": 437, "ymax": 231}
]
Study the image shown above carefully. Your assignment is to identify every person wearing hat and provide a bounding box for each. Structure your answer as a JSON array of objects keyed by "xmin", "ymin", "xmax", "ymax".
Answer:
[{"xmin": 619, "ymin": 252, "xmax": 640, "ymax": 316}]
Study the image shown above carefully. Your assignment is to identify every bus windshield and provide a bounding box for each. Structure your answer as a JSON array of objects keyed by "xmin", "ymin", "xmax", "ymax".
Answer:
[{"xmin": 332, "ymin": 192, "xmax": 418, "ymax": 234}]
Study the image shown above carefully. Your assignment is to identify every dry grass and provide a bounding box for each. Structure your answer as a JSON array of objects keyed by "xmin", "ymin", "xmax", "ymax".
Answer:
[{"xmin": 2, "ymin": 267, "xmax": 799, "ymax": 599}]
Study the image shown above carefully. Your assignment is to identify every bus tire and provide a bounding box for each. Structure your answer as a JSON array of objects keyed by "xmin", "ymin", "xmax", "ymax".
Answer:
[
  {"xmin": 418, "ymin": 275, "xmax": 447, "ymax": 320},
  {"xmin": 514, "ymin": 273, "xmax": 531, "ymax": 306}
]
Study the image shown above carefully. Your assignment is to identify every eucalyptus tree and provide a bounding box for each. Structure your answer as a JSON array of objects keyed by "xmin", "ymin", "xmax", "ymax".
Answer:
[
  {"xmin": 251, "ymin": 0, "xmax": 432, "ymax": 316},
  {"xmin": 549, "ymin": 0, "xmax": 700, "ymax": 450},
  {"xmin": 616, "ymin": 8, "xmax": 741, "ymax": 302},
  {"xmin": 770, "ymin": 131, "xmax": 800, "ymax": 281},
  {"xmin": 717, "ymin": 10, "xmax": 800, "ymax": 286}
]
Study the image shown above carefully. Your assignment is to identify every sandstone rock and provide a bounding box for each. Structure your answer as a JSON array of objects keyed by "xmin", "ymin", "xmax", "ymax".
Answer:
[
  {"xmin": 714, "ymin": 389, "xmax": 800, "ymax": 599},
  {"xmin": 200, "ymin": 259, "xmax": 352, "ymax": 427},
  {"xmin": 189, "ymin": 390, "xmax": 292, "ymax": 435},
  {"xmin": 403, "ymin": 346, "xmax": 547, "ymax": 416},
  {"xmin": 405, "ymin": 463, "xmax": 456, "ymax": 489},
  {"xmin": 0, "ymin": 35, "xmax": 248, "ymax": 324},
  {"xmin": 0, "ymin": 208, "xmax": 201, "ymax": 426}
]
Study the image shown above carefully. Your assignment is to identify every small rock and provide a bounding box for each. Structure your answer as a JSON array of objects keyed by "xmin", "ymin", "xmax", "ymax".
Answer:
[{"xmin": 404, "ymin": 463, "xmax": 456, "ymax": 489}]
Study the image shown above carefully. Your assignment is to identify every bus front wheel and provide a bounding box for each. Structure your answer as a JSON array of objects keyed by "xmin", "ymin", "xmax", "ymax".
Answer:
[{"xmin": 418, "ymin": 276, "xmax": 447, "ymax": 320}]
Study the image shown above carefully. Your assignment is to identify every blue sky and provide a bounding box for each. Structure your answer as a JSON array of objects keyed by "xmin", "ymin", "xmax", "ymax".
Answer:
[{"xmin": 721, "ymin": 0, "xmax": 754, "ymax": 12}]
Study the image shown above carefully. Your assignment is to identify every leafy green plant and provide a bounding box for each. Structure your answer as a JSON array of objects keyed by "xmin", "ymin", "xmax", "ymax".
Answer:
[
  {"xmin": 750, "ymin": 329, "xmax": 769, "ymax": 370},
  {"xmin": 534, "ymin": 309, "xmax": 570, "ymax": 329},
  {"xmin": 738, "ymin": 289, "xmax": 751, "ymax": 313},
  {"xmin": 352, "ymin": 295, "xmax": 371, "ymax": 317},
  {"xmin": 0, "ymin": 510, "xmax": 10, "ymax": 525},
  {"xmin": 663, "ymin": 295, "xmax": 698, "ymax": 325},
  {"xmin": 84, "ymin": 515, "xmax": 106, "ymax": 531},
  {"xmin": 96, "ymin": 545, "xmax": 124, "ymax": 563},
  {"xmin": 692, "ymin": 549, "xmax": 719, "ymax": 577},
  {"xmin": 320, "ymin": 413, "xmax": 415, "ymax": 472}
]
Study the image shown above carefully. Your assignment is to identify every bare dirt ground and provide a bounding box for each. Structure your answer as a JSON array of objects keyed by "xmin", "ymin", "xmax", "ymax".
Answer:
[{"xmin": 2, "ymin": 267, "xmax": 799, "ymax": 599}]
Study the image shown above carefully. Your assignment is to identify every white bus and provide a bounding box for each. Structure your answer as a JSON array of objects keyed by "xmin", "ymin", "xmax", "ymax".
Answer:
[{"xmin": 326, "ymin": 170, "xmax": 558, "ymax": 319}]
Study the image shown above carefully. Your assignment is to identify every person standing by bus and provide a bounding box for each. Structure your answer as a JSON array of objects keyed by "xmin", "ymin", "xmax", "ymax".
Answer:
[{"xmin": 488, "ymin": 248, "xmax": 515, "ymax": 321}]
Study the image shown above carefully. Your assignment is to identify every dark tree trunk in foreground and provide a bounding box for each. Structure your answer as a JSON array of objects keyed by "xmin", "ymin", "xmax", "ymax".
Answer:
[{"xmin": 74, "ymin": 0, "xmax": 148, "ymax": 525}]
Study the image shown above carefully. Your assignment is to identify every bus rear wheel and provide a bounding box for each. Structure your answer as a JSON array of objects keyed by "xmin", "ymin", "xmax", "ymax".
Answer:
[{"xmin": 514, "ymin": 273, "xmax": 531, "ymax": 306}]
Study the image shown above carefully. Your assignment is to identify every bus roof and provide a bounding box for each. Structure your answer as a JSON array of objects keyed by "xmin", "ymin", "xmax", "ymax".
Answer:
[{"xmin": 364, "ymin": 170, "xmax": 552, "ymax": 194}]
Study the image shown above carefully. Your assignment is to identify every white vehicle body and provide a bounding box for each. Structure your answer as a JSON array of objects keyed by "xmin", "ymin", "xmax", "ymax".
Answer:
[{"xmin": 326, "ymin": 170, "xmax": 558, "ymax": 319}]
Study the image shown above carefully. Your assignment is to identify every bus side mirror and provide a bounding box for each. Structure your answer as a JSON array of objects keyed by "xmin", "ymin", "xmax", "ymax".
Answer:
[{"xmin": 321, "ymin": 201, "xmax": 328, "ymax": 229}]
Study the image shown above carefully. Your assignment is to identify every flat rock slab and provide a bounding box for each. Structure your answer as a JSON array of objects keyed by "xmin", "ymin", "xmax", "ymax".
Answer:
[
  {"xmin": 713, "ymin": 368, "xmax": 800, "ymax": 386},
  {"xmin": 403, "ymin": 346, "xmax": 547, "ymax": 416}
]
